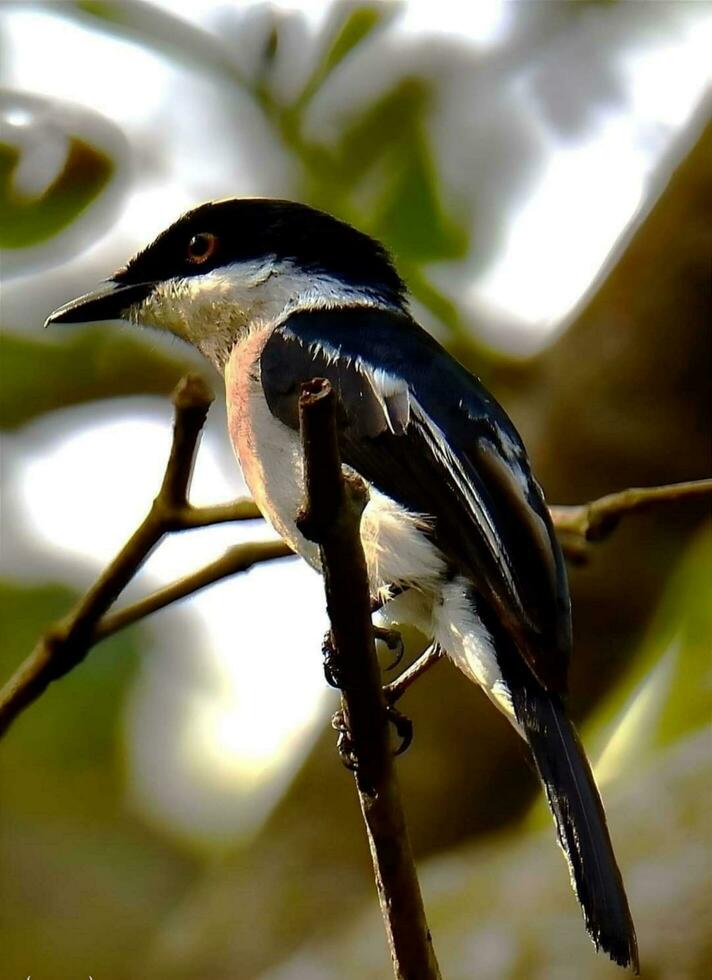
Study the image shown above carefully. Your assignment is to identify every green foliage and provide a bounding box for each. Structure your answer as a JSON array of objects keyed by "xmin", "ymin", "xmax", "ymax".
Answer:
[
  {"xmin": 370, "ymin": 125, "xmax": 468, "ymax": 262},
  {"xmin": 295, "ymin": 4, "xmax": 391, "ymax": 110},
  {"xmin": 522, "ymin": 525, "xmax": 711, "ymax": 833},
  {"xmin": 0, "ymin": 580, "xmax": 197, "ymax": 978},
  {"xmin": 0, "ymin": 580, "xmax": 135, "ymax": 805},
  {"xmin": 0, "ymin": 137, "xmax": 114, "ymax": 248},
  {"xmin": 587, "ymin": 524, "xmax": 712, "ymax": 775},
  {"xmin": 0, "ymin": 328, "xmax": 195, "ymax": 430},
  {"xmin": 655, "ymin": 527, "xmax": 712, "ymax": 744}
]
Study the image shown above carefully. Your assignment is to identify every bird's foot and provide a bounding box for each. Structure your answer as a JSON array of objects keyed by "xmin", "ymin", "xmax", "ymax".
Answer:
[
  {"xmin": 387, "ymin": 704, "xmax": 413, "ymax": 755},
  {"xmin": 321, "ymin": 630, "xmax": 342, "ymax": 689},
  {"xmin": 373, "ymin": 626, "xmax": 404, "ymax": 671},
  {"xmin": 323, "ymin": 626, "xmax": 404, "ymax": 688},
  {"xmin": 331, "ymin": 709, "xmax": 358, "ymax": 771},
  {"xmin": 331, "ymin": 704, "xmax": 413, "ymax": 771}
]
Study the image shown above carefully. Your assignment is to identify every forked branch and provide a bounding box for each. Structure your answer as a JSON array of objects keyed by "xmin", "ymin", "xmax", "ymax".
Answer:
[
  {"xmin": 0, "ymin": 375, "xmax": 288, "ymax": 739},
  {"xmin": 551, "ymin": 478, "xmax": 712, "ymax": 562},
  {"xmin": 1, "ymin": 371, "xmax": 709, "ymax": 743}
]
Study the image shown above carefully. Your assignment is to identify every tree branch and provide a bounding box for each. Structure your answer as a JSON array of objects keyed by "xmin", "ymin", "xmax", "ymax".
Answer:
[
  {"xmin": 0, "ymin": 375, "xmax": 283, "ymax": 739},
  {"xmin": 1, "ymin": 367, "xmax": 707, "ymax": 754},
  {"xmin": 550, "ymin": 478, "xmax": 712, "ymax": 562},
  {"xmin": 296, "ymin": 377, "xmax": 441, "ymax": 980},
  {"xmin": 94, "ymin": 540, "xmax": 293, "ymax": 641}
]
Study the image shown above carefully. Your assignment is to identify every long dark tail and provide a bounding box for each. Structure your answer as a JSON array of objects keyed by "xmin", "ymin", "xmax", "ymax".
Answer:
[{"xmin": 515, "ymin": 684, "xmax": 639, "ymax": 972}]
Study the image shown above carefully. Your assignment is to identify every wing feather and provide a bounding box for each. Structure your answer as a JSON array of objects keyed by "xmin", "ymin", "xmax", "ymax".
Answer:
[{"xmin": 261, "ymin": 307, "xmax": 571, "ymax": 692}]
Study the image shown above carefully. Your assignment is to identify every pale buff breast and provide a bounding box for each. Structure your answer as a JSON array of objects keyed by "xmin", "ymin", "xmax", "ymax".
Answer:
[
  {"xmin": 224, "ymin": 328, "xmax": 320, "ymax": 568},
  {"xmin": 223, "ymin": 330, "xmax": 445, "ymax": 596}
]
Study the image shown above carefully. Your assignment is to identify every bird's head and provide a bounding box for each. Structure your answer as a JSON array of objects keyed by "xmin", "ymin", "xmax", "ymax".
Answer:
[{"xmin": 45, "ymin": 198, "xmax": 407, "ymax": 367}]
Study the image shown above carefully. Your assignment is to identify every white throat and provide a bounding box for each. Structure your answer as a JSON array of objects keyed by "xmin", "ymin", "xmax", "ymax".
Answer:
[{"xmin": 129, "ymin": 258, "xmax": 401, "ymax": 370}]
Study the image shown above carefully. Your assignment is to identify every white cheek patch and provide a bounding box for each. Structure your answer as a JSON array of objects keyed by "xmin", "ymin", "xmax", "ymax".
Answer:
[{"xmin": 129, "ymin": 258, "xmax": 401, "ymax": 371}]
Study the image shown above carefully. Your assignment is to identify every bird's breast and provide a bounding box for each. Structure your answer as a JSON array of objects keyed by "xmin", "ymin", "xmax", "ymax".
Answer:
[
  {"xmin": 225, "ymin": 327, "xmax": 320, "ymax": 567},
  {"xmin": 224, "ymin": 328, "xmax": 446, "ymax": 597}
]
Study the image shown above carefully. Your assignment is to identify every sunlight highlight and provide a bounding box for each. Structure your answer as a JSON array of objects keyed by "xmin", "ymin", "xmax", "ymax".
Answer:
[
  {"xmin": 474, "ymin": 15, "xmax": 711, "ymax": 332},
  {"xmin": 8, "ymin": 405, "xmax": 327, "ymax": 844},
  {"xmin": 475, "ymin": 111, "xmax": 647, "ymax": 326}
]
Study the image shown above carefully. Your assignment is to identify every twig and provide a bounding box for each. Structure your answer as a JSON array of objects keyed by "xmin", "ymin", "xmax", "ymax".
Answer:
[
  {"xmin": 550, "ymin": 478, "xmax": 712, "ymax": 562},
  {"xmin": 296, "ymin": 378, "xmax": 441, "ymax": 980},
  {"xmin": 0, "ymin": 375, "xmax": 281, "ymax": 739},
  {"xmin": 2, "ymin": 361, "xmax": 708, "ymax": 744},
  {"xmin": 95, "ymin": 540, "xmax": 293, "ymax": 641}
]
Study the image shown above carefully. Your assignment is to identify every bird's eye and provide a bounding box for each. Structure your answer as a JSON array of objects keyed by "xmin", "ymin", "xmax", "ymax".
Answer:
[{"xmin": 187, "ymin": 232, "xmax": 218, "ymax": 265}]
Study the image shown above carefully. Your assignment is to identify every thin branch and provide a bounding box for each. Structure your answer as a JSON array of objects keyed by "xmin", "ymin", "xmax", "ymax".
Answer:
[
  {"xmin": 550, "ymin": 478, "xmax": 712, "ymax": 562},
  {"xmin": 95, "ymin": 540, "xmax": 293, "ymax": 641},
  {"xmin": 169, "ymin": 498, "xmax": 263, "ymax": 528},
  {"xmin": 0, "ymin": 376, "xmax": 279, "ymax": 739},
  {"xmin": 1, "ymin": 368, "xmax": 707, "ymax": 748},
  {"xmin": 297, "ymin": 377, "xmax": 441, "ymax": 980}
]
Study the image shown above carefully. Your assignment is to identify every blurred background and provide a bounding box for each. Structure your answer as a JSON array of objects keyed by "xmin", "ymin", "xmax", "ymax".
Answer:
[{"xmin": 0, "ymin": 2, "xmax": 710, "ymax": 978}]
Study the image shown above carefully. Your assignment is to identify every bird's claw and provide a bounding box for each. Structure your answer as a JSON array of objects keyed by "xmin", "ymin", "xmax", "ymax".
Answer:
[
  {"xmin": 321, "ymin": 630, "xmax": 343, "ymax": 689},
  {"xmin": 323, "ymin": 626, "xmax": 404, "ymax": 687},
  {"xmin": 373, "ymin": 626, "xmax": 404, "ymax": 671},
  {"xmin": 387, "ymin": 704, "xmax": 413, "ymax": 755},
  {"xmin": 331, "ymin": 709, "xmax": 358, "ymax": 771},
  {"xmin": 331, "ymin": 704, "xmax": 413, "ymax": 770}
]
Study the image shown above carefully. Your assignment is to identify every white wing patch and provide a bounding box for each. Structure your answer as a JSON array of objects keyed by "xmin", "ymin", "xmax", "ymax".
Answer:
[
  {"xmin": 367, "ymin": 365, "xmax": 411, "ymax": 434},
  {"xmin": 301, "ymin": 339, "xmax": 411, "ymax": 437}
]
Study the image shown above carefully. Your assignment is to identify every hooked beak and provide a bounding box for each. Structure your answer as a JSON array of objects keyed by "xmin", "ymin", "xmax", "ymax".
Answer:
[{"xmin": 44, "ymin": 280, "xmax": 155, "ymax": 327}]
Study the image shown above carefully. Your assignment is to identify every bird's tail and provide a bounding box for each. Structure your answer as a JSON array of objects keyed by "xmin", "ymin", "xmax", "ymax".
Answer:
[{"xmin": 515, "ymin": 685, "xmax": 639, "ymax": 972}]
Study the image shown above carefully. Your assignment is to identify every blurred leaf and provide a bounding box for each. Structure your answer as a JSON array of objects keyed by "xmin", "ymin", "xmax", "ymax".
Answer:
[
  {"xmin": 268, "ymin": 728, "xmax": 711, "ymax": 980},
  {"xmin": 370, "ymin": 127, "xmax": 469, "ymax": 263},
  {"xmin": 335, "ymin": 78, "xmax": 429, "ymax": 184},
  {"xmin": 295, "ymin": 4, "xmax": 391, "ymax": 110},
  {"xmin": 66, "ymin": 0, "xmax": 248, "ymax": 88},
  {"xmin": 0, "ymin": 579, "xmax": 199, "ymax": 979},
  {"xmin": 588, "ymin": 523, "xmax": 711, "ymax": 779},
  {"xmin": 0, "ymin": 137, "xmax": 113, "ymax": 248},
  {"xmin": 0, "ymin": 580, "xmax": 136, "ymax": 809},
  {"xmin": 656, "ymin": 532, "xmax": 712, "ymax": 743},
  {"xmin": 0, "ymin": 327, "xmax": 196, "ymax": 430},
  {"xmin": 523, "ymin": 524, "xmax": 711, "ymax": 833}
]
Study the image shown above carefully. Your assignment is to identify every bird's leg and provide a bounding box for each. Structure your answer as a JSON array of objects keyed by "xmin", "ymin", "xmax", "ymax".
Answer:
[{"xmin": 383, "ymin": 644, "xmax": 444, "ymax": 705}]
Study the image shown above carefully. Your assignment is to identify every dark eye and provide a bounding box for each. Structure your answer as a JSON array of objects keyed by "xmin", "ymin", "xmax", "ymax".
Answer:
[{"xmin": 187, "ymin": 232, "xmax": 218, "ymax": 265}]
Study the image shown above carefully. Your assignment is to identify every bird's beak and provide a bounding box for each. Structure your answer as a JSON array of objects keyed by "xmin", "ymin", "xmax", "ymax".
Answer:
[{"xmin": 44, "ymin": 280, "xmax": 155, "ymax": 327}]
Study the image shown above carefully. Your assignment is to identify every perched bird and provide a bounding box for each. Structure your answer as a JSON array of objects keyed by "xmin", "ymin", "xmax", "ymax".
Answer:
[{"xmin": 46, "ymin": 198, "xmax": 638, "ymax": 970}]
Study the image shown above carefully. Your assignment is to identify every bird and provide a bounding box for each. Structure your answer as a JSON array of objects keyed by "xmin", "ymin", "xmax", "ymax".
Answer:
[{"xmin": 46, "ymin": 197, "xmax": 638, "ymax": 971}]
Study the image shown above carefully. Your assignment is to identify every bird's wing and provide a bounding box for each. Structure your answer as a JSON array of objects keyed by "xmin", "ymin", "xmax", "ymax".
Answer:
[{"xmin": 261, "ymin": 307, "xmax": 571, "ymax": 693}]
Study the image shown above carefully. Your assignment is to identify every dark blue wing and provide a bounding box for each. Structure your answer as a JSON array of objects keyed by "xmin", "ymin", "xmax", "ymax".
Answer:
[{"xmin": 261, "ymin": 307, "xmax": 571, "ymax": 692}]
